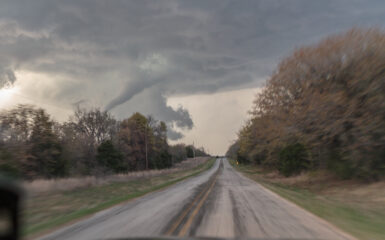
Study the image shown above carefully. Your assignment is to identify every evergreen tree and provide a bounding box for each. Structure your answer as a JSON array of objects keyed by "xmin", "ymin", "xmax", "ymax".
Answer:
[{"xmin": 96, "ymin": 140, "xmax": 124, "ymax": 172}]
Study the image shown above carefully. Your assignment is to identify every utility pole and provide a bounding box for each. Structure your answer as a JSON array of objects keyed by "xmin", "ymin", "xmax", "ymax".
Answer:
[
  {"xmin": 193, "ymin": 141, "xmax": 196, "ymax": 166},
  {"xmin": 193, "ymin": 141, "xmax": 195, "ymax": 158},
  {"xmin": 145, "ymin": 124, "xmax": 148, "ymax": 170}
]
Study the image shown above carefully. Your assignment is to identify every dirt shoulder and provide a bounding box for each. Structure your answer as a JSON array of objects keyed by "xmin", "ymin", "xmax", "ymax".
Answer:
[{"xmin": 231, "ymin": 160, "xmax": 385, "ymax": 240}]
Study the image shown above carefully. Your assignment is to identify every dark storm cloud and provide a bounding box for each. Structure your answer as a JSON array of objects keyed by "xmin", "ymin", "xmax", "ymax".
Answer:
[
  {"xmin": 110, "ymin": 87, "xmax": 193, "ymax": 140},
  {"xmin": 1, "ymin": 0, "xmax": 385, "ymax": 138},
  {"xmin": 167, "ymin": 129, "xmax": 184, "ymax": 141},
  {"xmin": 0, "ymin": 67, "xmax": 16, "ymax": 88}
]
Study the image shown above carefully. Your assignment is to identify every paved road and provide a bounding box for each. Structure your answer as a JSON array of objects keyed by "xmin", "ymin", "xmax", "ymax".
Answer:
[{"xmin": 40, "ymin": 158, "xmax": 355, "ymax": 240}]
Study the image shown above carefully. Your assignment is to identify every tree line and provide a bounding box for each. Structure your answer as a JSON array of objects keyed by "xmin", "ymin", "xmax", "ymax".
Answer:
[
  {"xmin": 0, "ymin": 105, "xmax": 208, "ymax": 179},
  {"xmin": 227, "ymin": 28, "xmax": 385, "ymax": 180}
]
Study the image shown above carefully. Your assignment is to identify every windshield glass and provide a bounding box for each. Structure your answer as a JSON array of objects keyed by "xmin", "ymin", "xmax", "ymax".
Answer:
[{"xmin": 0, "ymin": 1, "xmax": 384, "ymax": 240}]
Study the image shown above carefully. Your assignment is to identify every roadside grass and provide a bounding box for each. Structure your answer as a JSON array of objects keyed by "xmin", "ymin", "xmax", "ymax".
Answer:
[
  {"xmin": 230, "ymin": 160, "xmax": 385, "ymax": 240},
  {"xmin": 23, "ymin": 158, "xmax": 215, "ymax": 239}
]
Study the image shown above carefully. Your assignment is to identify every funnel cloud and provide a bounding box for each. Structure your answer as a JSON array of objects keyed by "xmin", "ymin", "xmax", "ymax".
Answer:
[{"xmin": 1, "ymin": 0, "xmax": 385, "ymax": 150}]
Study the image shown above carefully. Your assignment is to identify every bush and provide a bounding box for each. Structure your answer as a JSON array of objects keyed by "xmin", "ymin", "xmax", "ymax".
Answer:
[
  {"xmin": 169, "ymin": 144, "xmax": 187, "ymax": 163},
  {"xmin": 151, "ymin": 150, "xmax": 172, "ymax": 169},
  {"xmin": 236, "ymin": 151, "xmax": 250, "ymax": 164},
  {"xmin": 96, "ymin": 140, "xmax": 124, "ymax": 172},
  {"xmin": 0, "ymin": 164, "xmax": 19, "ymax": 178},
  {"xmin": 278, "ymin": 143, "xmax": 308, "ymax": 177},
  {"xmin": 185, "ymin": 146, "xmax": 194, "ymax": 158}
]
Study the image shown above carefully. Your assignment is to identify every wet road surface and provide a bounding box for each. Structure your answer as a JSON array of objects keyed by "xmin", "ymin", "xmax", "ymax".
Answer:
[{"xmin": 40, "ymin": 158, "xmax": 355, "ymax": 240}]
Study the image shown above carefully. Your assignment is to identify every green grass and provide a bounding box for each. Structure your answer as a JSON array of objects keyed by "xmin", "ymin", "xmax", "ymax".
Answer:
[
  {"xmin": 230, "ymin": 160, "xmax": 385, "ymax": 240},
  {"xmin": 24, "ymin": 158, "xmax": 215, "ymax": 238}
]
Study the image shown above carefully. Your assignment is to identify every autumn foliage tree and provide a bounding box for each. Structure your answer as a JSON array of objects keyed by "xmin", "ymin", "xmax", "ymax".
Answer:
[
  {"xmin": 149, "ymin": 120, "xmax": 172, "ymax": 169},
  {"xmin": 0, "ymin": 105, "xmax": 205, "ymax": 179},
  {"xmin": 169, "ymin": 144, "xmax": 187, "ymax": 164},
  {"xmin": 232, "ymin": 28, "xmax": 385, "ymax": 179},
  {"xmin": 118, "ymin": 112, "xmax": 149, "ymax": 171},
  {"xmin": 0, "ymin": 105, "xmax": 66, "ymax": 179},
  {"xmin": 27, "ymin": 109, "xmax": 66, "ymax": 178}
]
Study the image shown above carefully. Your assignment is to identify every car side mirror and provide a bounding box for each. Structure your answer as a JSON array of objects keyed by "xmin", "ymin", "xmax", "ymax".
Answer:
[{"xmin": 0, "ymin": 178, "xmax": 22, "ymax": 240}]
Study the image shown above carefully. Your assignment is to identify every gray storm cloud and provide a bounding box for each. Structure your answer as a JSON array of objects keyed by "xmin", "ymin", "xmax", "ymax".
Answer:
[
  {"xmin": 1, "ymin": 0, "xmax": 385, "ymax": 139},
  {"xmin": 110, "ymin": 86, "xmax": 194, "ymax": 139},
  {"xmin": 105, "ymin": 53, "xmax": 170, "ymax": 111},
  {"xmin": 167, "ymin": 129, "xmax": 184, "ymax": 141},
  {"xmin": 0, "ymin": 68, "xmax": 16, "ymax": 88},
  {"xmin": 105, "ymin": 77, "xmax": 158, "ymax": 112},
  {"xmin": 103, "ymin": 53, "xmax": 195, "ymax": 138}
]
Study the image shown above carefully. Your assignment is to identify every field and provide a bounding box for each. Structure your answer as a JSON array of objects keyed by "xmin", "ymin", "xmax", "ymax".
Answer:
[
  {"xmin": 23, "ymin": 157, "xmax": 215, "ymax": 239},
  {"xmin": 231, "ymin": 160, "xmax": 385, "ymax": 240}
]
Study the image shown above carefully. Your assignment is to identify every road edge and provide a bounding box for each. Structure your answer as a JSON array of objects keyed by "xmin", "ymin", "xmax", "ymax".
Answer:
[
  {"xmin": 229, "ymin": 159, "xmax": 358, "ymax": 240},
  {"xmin": 27, "ymin": 158, "xmax": 216, "ymax": 240}
]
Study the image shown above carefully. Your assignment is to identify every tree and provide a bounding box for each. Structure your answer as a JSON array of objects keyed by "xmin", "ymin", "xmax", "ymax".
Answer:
[
  {"xmin": 0, "ymin": 105, "xmax": 66, "ymax": 179},
  {"xmin": 278, "ymin": 143, "xmax": 308, "ymax": 177},
  {"xmin": 225, "ymin": 141, "xmax": 239, "ymax": 160},
  {"xmin": 58, "ymin": 122, "xmax": 92, "ymax": 175},
  {"xmin": 96, "ymin": 140, "xmax": 124, "ymax": 172},
  {"xmin": 169, "ymin": 144, "xmax": 187, "ymax": 163},
  {"xmin": 150, "ymin": 121, "xmax": 172, "ymax": 169},
  {"xmin": 28, "ymin": 109, "xmax": 66, "ymax": 178},
  {"xmin": 66, "ymin": 107, "xmax": 119, "ymax": 174},
  {"xmin": 231, "ymin": 28, "xmax": 385, "ymax": 179},
  {"xmin": 0, "ymin": 104, "xmax": 197, "ymax": 178},
  {"xmin": 185, "ymin": 146, "xmax": 194, "ymax": 158},
  {"xmin": 118, "ymin": 113, "xmax": 149, "ymax": 171},
  {"xmin": 0, "ymin": 105, "xmax": 35, "ymax": 178},
  {"xmin": 0, "ymin": 104, "xmax": 35, "ymax": 144},
  {"xmin": 72, "ymin": 107, "xmax": 118, "ymax": 145},
  {"xmin": 0, "ymin": 145, "xmax": 19, "ymax": 178}
]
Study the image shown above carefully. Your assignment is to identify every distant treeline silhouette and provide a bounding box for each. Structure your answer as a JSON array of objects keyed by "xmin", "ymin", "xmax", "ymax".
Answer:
[{"xmin": 0, "ymin": 106, "xmax": 208, "ymax": 179}]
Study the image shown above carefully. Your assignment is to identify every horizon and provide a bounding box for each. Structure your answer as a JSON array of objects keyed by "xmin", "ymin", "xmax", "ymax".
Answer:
[{"xmin": 1, "ymin": 0, "xmax": 385, "ymax": 155}]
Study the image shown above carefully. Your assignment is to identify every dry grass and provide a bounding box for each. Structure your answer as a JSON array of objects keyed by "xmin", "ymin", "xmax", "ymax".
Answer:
[
  {"xmin": 22, "ymin": 157, "xmax": 213, "ymax": 238},
  {"xmin": 24, "ymin": 157, "xmax": 208, "ymax": 195},
  {"xmin": 232, "ymin": 161, "xmax": 385, "ymax": 240},
  {"xmin": 259, "ymin": 167, "xmax": 385, "ymax": 209}
]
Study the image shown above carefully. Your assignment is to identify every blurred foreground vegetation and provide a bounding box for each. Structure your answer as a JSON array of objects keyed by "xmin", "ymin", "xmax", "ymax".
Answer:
[{"xmin": 227, "ymin": 28, "xmax": 385, "ymax": 180}]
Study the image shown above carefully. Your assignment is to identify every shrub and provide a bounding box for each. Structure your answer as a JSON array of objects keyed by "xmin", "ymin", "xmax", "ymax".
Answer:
[
  {"xmin": 278, "ymin": 143, "xmax": 308, "ymax": 177},
  {"xmin": 151, "ymin": 150, "xmax": 172, "ymax": 169},
  {"xmin": 185, "ymin": 146, "xmax": 194, "ymax": 158},
  {"xmin": 96, "ymin": 140, "xmax": 124, "ymax": 172},
  {"xmin": 0, "ymin": 163, "xmax": 19, "ymax": 178}
]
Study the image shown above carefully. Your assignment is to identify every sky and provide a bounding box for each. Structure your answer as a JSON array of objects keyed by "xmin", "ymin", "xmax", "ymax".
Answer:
[{"xmin": 0, "ymin": 0, "xmax": 385, "ymax": 154}]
